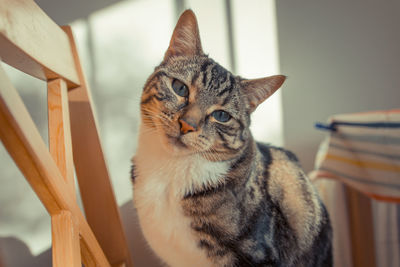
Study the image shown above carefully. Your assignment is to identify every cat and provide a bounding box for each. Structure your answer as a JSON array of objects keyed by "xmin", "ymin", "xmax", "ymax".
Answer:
[{"xmin": 132, "ymin": 9, "xmax": 332, "ymax": 267}]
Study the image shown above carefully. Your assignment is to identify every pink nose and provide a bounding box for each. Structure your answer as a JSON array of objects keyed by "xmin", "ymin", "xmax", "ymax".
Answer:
[{"xmin": 179, "ymin": 119, "xmax": 196, "ymax": 134}]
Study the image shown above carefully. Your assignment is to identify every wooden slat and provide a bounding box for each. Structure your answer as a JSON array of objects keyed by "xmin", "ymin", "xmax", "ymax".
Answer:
[
  {"xmin": 346, "ymin": 186, "xmax": 377, "ymax": 267},
  {"xmin": 48, "ymin": 78, "xmax": 76, "ymax": 197},
  {"xmin": 0, "ymin": 63, "xmax": 110, "ymax": 267},
  {"xmin": 0, "ymin": 0, "xmax": 79, "ymax": 87},
  {"xmin": 52, "ymin": 211, "xmax": 81, "ymax": 267},
  {"xmin": 0, "ymin": 64, "xmax": 66, "ymax": 214},
  {"xmin": 63, "ymin": 26, "xmax": 134, "ymax": 267}
]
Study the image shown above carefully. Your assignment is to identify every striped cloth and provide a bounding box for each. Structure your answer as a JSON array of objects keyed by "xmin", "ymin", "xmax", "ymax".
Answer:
[{"xmin": 312, "ymin": 109, "xmax": 400, "ymax": 203}]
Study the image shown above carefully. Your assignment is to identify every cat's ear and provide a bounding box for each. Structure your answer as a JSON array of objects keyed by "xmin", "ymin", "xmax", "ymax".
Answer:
[
  {"xmin": 164, "ymin": 10, "xmax": 203, "ymax": 60},
  {"xmin": 241, "ymin": 75, "xmax": 286, "ymax": 112}
]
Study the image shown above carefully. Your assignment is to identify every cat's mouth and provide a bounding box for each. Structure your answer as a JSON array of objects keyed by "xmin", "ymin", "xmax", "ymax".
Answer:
[
  {"xmin": 162, "ymin": 131, "xmax": 209, "ymax": 157},
  {"xmin": 161, "ymin": 131, "xmax": 227, "ymax": 162},
  {"xmin": 155, "ymin": 121, "xmax": 210, "ymax": 156}
]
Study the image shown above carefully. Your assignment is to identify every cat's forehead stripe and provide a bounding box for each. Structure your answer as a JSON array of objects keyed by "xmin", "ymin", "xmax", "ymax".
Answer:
[
  {"xmin": 191, "ymin": 71, "xmax": 200, "ymax": 86},
  {"xmin": 216, "ymin": 75, "xmax": 234, "ymax": 97},
  {"xmin": 199, "ymin": 59, "xmax": 231, "ymax": 89}
]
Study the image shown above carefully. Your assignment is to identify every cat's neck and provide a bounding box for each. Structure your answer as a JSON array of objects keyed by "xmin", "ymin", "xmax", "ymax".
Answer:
[{"xmin": 135, "ymin": 124, "xmax": 230, "ymax": 197}]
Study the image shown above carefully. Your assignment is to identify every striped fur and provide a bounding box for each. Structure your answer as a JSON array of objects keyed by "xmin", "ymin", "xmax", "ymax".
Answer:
[{"xmin": 132, "ymin": 10, "xmax": 332, "ymax": 267}]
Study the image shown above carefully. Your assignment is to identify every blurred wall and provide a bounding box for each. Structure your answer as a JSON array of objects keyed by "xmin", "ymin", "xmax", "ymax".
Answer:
[{"xmin": 276, "ymin": 0, "xmax": 400, "ymax": 171}]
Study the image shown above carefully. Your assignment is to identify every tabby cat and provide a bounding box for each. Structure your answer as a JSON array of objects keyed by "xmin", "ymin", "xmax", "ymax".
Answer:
[{"xmin": 132, "ymin": 10, "xmax": 332, "ymax": 267}]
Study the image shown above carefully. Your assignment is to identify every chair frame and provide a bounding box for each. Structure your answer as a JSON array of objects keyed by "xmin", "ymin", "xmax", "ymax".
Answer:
[{"xmin": 0, "ymin": 0, "xmax": 133, "ymax": 266}]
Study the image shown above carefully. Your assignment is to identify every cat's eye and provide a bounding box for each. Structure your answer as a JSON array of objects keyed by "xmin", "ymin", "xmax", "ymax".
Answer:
[
  {"xmin": 172, "ymin": 79, "xmax": 189, "ymax": 97},
  {"xmin": 212, "ymin": 110, "xmax": 231, "ymax": 122}
]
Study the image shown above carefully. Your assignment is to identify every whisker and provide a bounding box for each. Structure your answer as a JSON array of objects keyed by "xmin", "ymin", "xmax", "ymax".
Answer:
[{"xmin": 141, "ymin": 109, "xmax": 174, "ymax": 122}]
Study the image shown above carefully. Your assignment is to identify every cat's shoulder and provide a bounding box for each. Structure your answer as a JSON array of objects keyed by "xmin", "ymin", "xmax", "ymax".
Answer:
[{"xmin": 256, "ymin": 142, "xmax": 300, "ymax": 164}]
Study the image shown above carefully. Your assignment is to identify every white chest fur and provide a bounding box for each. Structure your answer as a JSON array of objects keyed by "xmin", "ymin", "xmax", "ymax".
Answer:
[{"xmin": 133, "ymin": 127, "xmax": 229, "ymax": 267}]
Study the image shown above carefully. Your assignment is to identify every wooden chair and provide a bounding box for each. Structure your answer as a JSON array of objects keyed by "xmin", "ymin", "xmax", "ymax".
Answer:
[{"xmin": 0, "ymin": 0, "xmax": 133, "ymax": 266}]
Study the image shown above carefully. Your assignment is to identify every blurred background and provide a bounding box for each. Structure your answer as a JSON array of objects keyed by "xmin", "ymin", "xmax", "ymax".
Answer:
[{"xmin": 0, "ymin": 0, "xmax": 399, "ymax": 266}]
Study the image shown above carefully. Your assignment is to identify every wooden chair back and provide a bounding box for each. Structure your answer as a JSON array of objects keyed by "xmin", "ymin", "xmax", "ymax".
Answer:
[{"xmin": 0, "ymin": 0, "xmax": 133, "ymax": 266}]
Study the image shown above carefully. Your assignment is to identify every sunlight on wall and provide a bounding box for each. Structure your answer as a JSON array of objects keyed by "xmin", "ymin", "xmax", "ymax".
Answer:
[{"xmin": 233, "ymin": 0, "xmax": 283, "ymax": 146}]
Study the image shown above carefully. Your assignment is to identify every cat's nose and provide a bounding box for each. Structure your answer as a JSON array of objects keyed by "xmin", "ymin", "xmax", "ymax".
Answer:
[{"xmin": 179, "ymin": 118, "xmax": 197, "ymax": 134}]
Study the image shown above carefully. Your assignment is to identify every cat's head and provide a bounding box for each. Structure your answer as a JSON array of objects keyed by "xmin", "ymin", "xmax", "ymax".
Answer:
[{"xmin": 140, "ymin": 10, "xmax": 285, "ymax": 160}]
